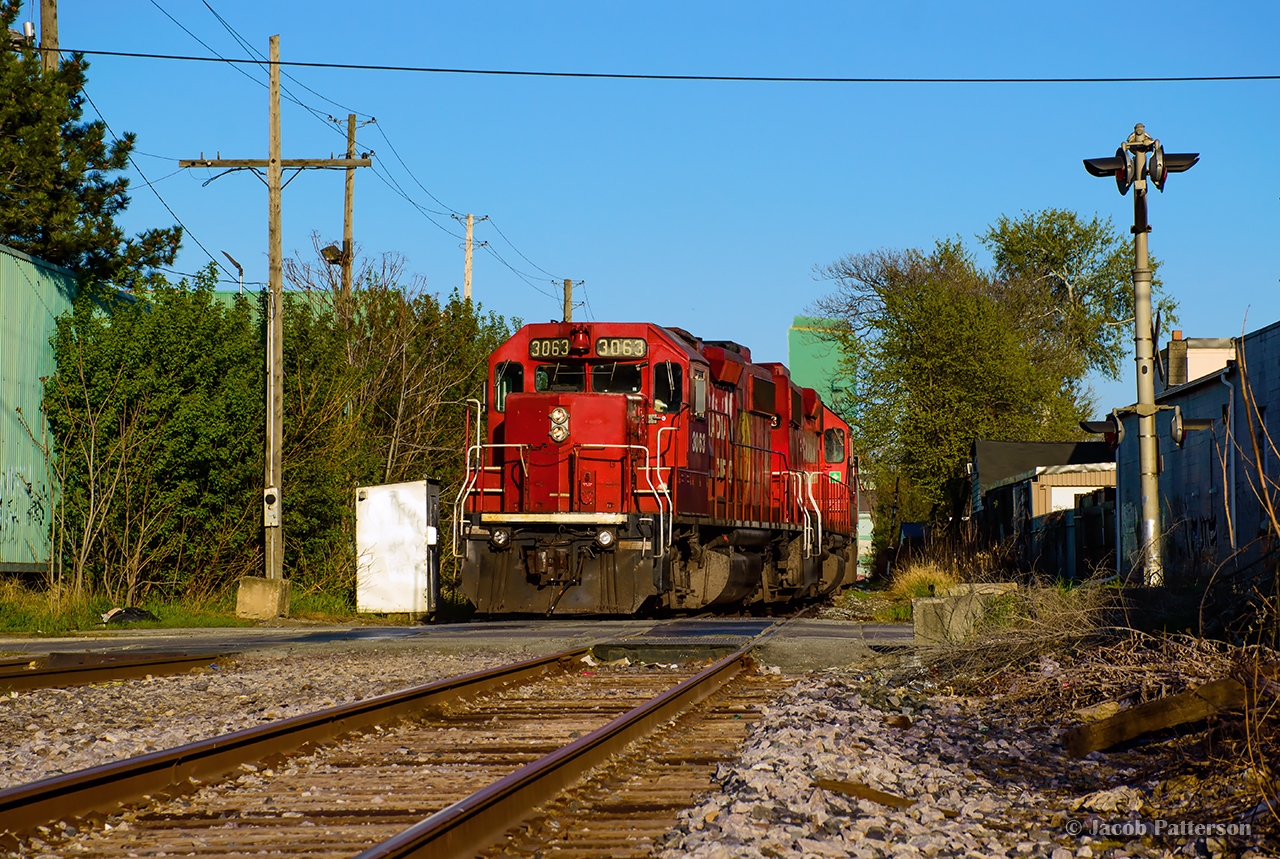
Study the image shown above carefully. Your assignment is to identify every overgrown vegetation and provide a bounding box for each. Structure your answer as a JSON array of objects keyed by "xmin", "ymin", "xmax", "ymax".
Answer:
[{"xmin": 26, "ymin": 247, "xmax": 511, "ymax": 625}]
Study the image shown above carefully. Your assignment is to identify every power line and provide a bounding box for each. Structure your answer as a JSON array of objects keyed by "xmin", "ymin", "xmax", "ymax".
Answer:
[
  {"xmin": 201, "ymin": 0, "xmax": 373, "ymax": 120},
  {"xmin": 43, "ymin": 48, "xmax": 1280, "ymax": 83},
  {"xmin": 486, "ymin": 218, "xmax": 561, "ymax": 280},
  {"xmin": 115, "ymin": 9, "xmax": 571, "ymax": 302},
  {"xmin": 77, "ymin": 87, "xmax": 230, "ymax": 279},
  {"xmin": 370, "ymin": 123, "xmax": 459, "ymax": 216}
]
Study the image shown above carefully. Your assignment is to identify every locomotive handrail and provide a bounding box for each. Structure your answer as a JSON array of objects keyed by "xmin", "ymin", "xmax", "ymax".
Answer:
[
  {"xmin": 580, "ymin": 443, "xmax": 668, "ymax": 558},
  {"xmin": 453, "ymin": 442, "xmax": 530, "ymax": 556},
  {"xmin": 773, "ymin": 469, "xmax": 818, "ymax": 559},
  {"xmin": 803, "ymin": 472, "xmax": 824, "ymax": 559},
  {"xmin": 655, "ymin": 423, "xmax": 680, "ymax": 545}
]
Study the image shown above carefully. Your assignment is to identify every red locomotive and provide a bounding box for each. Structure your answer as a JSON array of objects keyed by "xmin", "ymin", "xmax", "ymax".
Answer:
[{"xmin": 455, "ymin": 321, "xmax": 857, "ymax": 615}]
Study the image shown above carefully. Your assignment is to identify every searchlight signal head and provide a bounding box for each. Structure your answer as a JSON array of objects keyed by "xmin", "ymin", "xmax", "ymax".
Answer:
[{"xmin": 1083, "ymin": 125, "xmax": 1197, "ymax": 194}]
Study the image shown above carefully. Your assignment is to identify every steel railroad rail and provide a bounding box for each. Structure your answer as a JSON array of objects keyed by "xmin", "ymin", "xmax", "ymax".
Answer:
[
  {"xmin": 0, "ymin": 651, "xmax": 229, "ymax": 692},
  {"xmin": 3, "ymin": 621, "xmax": 794, "ymax": 857},
  {"xmin": 0, "ymin": 648, "xmax": 584, "ymax": 837},
  {"xmin": 357, "ymin": 645, "xmax": 759, "ymax": 859}
]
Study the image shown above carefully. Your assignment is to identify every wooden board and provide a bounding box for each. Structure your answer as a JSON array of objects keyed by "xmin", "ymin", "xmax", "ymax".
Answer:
[{"xmin": 1062, "ymin": 678, "xmax": 1247, "ymax": 758}]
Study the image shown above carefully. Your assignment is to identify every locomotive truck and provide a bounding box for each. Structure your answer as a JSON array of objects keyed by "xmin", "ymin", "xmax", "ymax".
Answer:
[{"xmin": 455, "ymin": 321, "xmax": 857, "ymax": 615}]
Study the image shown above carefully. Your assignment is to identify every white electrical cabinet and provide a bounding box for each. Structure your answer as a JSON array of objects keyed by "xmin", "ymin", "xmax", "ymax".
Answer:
[{"xmin": 355, "ymin": 479, "xmax": 440, "ymax": 615}]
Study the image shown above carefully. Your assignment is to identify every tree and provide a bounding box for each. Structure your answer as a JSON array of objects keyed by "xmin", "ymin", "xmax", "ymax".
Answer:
[
  {"xmin": 815, "ymin": 240, "xmax": 1087, "ymax": 522},
  {"xmin": 281, "ymin": 242, "xmax": 513, "ymax": 601},
  {"xmin": 44, "ymin": 266, "xmax": 263, "ymax": 602},
  {"xmin": 0, "ymin": 2, "xmax": 181, "ymax": 288},
  {"xmin": 813, "ymin": 208, "xmax": 1168, "ymax": 544},
  {"xmin": 979, "ymin": 207, "xmax": 1173, "ymax": 381}
]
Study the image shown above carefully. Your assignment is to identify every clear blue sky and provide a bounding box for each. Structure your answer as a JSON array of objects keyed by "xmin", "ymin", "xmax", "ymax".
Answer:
[{"xmin": 42, "ymin": 1, "xmax": 1280, "ymax": 416}]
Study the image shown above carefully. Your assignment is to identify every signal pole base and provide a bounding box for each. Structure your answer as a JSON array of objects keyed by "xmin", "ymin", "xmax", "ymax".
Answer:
[{"xmin": 236, "ymin": 576, "xmax": 292, "ymax": 619}]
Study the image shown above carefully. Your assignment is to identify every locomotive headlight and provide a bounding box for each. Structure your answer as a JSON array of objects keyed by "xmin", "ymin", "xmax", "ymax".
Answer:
[
  {"xmin": 548, "ymin": 406, "xmax": 570, "ymax": 443},
  {"xmin": 490, "ymin": 528, "xmax": 512, "ymax": 549},
  {"xmin": 595, "ymin": 528, "xmax": 616, "ymax": 550}
]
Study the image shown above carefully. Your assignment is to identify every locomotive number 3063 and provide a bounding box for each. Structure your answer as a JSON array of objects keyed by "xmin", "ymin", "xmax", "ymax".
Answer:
[
  {"xmin": 529, "ymin": 338, "xmax": 571, "ymax": 358},
  {"xmin": 595, "ymin": 337, "xmax": 647, "ymax": 358}
]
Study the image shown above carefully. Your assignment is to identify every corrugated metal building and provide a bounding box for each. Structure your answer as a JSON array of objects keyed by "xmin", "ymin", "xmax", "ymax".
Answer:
[
  {"xmin": 785, "ymin": 316, "xmax": 874, "ymax": 574},
  {"xmin": 1116, "ymin": 319, "xmax": 1280, "ymax": 587},
  {"xmin": 1, "ymin": 243, "xmax": 77, "ymax": 574}
]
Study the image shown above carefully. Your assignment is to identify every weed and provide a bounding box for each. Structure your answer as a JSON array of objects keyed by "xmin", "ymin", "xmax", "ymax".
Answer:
[
  {"xmin": 292, "ymin": 589, "xmax": 356, "ymax": 620},
  {"xmin": 0, "ymin": 581, "xmax": 251, "ymax": 633},
  {"xmin": 888, "ymin": 560, "xmax": 960, "ymax": 600},
  {"xmin": 875, "ymin": 602, "xmax": 913, "ymax": 622}
]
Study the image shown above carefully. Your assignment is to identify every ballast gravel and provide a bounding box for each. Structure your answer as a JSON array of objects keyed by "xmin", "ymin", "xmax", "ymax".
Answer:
[
  {"xmin": 2, "ymin": 649, "xmax": 1273, "ymax": 858},
  {"xmin": 656, "ymin": 672, "xmax": 1274, "ymax": 859},
  {"xmin": 0, "ymin": 648, "xmax": 509, "ymax": 790}
]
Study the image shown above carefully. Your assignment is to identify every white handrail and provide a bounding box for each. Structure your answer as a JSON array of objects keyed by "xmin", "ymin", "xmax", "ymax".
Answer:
[
  {"xmin": 452, "ymin": 441, "xmax": 529, "ymax": 556},
  {"xmin": 771, "ymin": 469, "xmax": 815, "ymax": 558},
  {"xmin": 654, "ymin": 424, "xmax": 679, "ymax": 547},
  {"xmin": 804, "ymin": 472, "xmax": 824, "ymax": 558}
]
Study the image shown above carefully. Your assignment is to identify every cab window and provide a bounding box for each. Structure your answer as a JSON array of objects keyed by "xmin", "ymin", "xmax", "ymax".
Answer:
[
  {"xmin": 653, "ymin": 362, "xmax": 683, "ymax": 414},
  {"xmin": 824, "ymin": 427, "xmax": 846, "ymax": 464},
  {"xmin": 535, "ymin": 363, "xmax": 586, "ymax": 392},
  {"xmin": 591, "ymin": 362, "xmax": 643, "ymax": 394},
  {"xmin": 494, "ymin": 361, "xmax": 523, "ymax": 412}
]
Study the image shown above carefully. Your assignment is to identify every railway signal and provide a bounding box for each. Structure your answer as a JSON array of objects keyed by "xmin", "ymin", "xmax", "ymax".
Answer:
[
  {"xmin": 1082, "ymin": 123, "xmax": 1198, "ymax": 587},
  {"xmin": 1080, "ymin": 410, "xmax": 1125, "ymax": 447}
]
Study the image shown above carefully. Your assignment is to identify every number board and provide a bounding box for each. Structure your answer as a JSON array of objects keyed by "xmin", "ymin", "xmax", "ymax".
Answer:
[
  {"xmin": 529, "ymin": 338, "xmax": 570, "ymax": 359},
  {"xmin": 595, "ymin": 337, "xmax": 647, "ymax": 359}
]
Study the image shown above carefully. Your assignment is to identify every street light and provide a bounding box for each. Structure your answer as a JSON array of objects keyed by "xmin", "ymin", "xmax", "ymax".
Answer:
[
  {"xmin": 1082, "ymin": 123, "xmax": 1198, "ymax": 587},
  {"xmin": 320, "ymin": 243, "xmax": 344, "ymax": 265},
  {"xmin": 221, "ymin": 250, "xmax": 244, "ymax": 295}
]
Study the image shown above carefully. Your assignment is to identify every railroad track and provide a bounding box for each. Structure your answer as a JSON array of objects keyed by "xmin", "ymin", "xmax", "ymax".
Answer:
[
  {"xmin": 0, "ymin": 652, "xmax": 228, "ymax": 693},
  {"xmin": 2, "ymin": 637, "xmax": 792, "ymax": 857}
]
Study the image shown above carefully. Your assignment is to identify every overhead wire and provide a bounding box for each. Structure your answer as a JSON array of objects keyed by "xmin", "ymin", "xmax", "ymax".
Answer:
[
  {"xmin": 110, "ymin": 7, "xmax": 571, "ymax": 304},
  {"xmin": 47, "ymin": 47, "xmax": 1280, "ymax": 83},
  {"xmin": 76, "ymin": 86, "xmax": 231, "ymax": 280},
  {"xmin": 200, "ymin": 1, "xmax": 374, "ymax": 121}
]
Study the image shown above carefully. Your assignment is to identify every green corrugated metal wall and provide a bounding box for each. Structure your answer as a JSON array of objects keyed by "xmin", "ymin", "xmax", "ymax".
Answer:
[
  {"xmin": 0, "ymin": 243, "xmax": 77, "ymax": 574},
  {"xmin": 787, "ymin": 316, "xmax": 872, "ymax": 575},
  {"xmin": 786, "ymin": 316, "xmax": 847, "ymax": 401}
]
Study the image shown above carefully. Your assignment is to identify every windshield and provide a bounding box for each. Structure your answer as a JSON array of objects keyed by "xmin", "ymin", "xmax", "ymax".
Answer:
[
  {"xmin": 591, "ymin": 362, "xmax": 643, "ymax": 394},
  {"xmin": 534, "ymin": 364, "xmax": 586, "ymax": 392}
]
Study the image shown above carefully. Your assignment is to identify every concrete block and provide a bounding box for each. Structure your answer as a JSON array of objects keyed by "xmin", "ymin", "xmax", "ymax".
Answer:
[
  {"xmin": 913, "ymin": 583, "xmax": 1017, "ymax": 646},
  {"xmin": 945, "ymin": 582, "xmax": 1018, "ymax": 597},
  {"xmin": 912, "ymin": 597, "xmax": 951, "ymax": 646},
  {"xmin": 236, "ymin": 576, "xmax": 291, "ymax": 619}
]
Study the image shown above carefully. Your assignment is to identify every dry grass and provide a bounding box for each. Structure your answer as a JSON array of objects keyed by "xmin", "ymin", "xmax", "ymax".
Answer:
[
  {"xmin": 925, "ymin": 630, "xmax": 1280, "ymax": 833},
  {"xmin": 918, "ymin": 578, "xmax": 1115, "ymax": 681},
  {"xmin": 887, "ymin": 559, "xmax": 961, "ymax": 600}
]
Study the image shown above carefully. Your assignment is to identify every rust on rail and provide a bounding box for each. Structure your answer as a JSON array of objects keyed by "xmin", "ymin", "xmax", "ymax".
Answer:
[{"xmin": 0, "ymin": 651, "xmax": 232, "ymax": 693}]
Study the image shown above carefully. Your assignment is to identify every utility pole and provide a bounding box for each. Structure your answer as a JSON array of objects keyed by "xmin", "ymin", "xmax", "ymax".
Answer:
[
  {"xmin": 265, "ymin": 34, "xmax": 283, "ymax": 590},
  {"xmin": 39, "ymin": 0, "xmax": 56, "ymax": 72},
  {"xmin": 178, "ymin": 37, "xmax": 370, "ymax": 614},
  {"xmin": 451, "ymin": 214, "xmax": 487, "ymax": 302},
  {"xmin": 563, "ymin": 278, "xmax": 573, "ymax": 323},
  {"xmin": 1083, "ymin": 124, "xmax": 1198, "ymax": 587},
  {"xmin": 342, "ymin": 114, "xmax": 355, "ymax": 317},
  {"xmin": 464, "ymin": 214, "xmax": 474, "ymax": 301}
]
